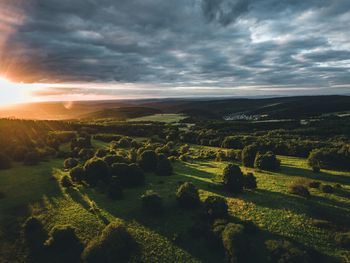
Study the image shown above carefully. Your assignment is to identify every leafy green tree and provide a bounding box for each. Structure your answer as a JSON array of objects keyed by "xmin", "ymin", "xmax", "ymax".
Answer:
[{"xmin": 222, "ymin": 164, "xmax": 244, "ymax": 193}]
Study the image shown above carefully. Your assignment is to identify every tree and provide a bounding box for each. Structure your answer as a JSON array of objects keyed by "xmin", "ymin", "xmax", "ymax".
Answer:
[
  {"xmin": 63, "ymin": 158, "xmax": 78, "ymax": 169},
  {"xmin": 222, "ymin": 164, "xmax": 244, "ymax": 193},
  {"xmin": 156, "ymin": 157, "xmax": 173, "ymax": 176},
  {"xmin": 241, "ymin": 144, "xmax": 258, "ymax": 168},
  {"xmin": 45, "ymin": 225, "xmax": 83, "ymax": 263},
  {"xmin": 138, "ymin": 150, "xmax": 158, "ymax": 172},
  {"xmin": 222, "ymin": 223, "xmax": 246, "ymax": 263},
  {"xmin": 141, "ymin": 190, "xmax": 163, "ymax": 214},
  {"xmin": 243, "ymin": 173, "xmax": 257, "ymax": 189},
  {"xmin": 82, "ymin": 221, "xmax": 138, "ymax": 263},
  {"xmin": 176, "ymin": 182, "xmax": 200, "ymax": 208},
  {"xmin": 254, "ymin": 151, "xmax": 280, "ymax": 171},
  {"xmin": 204, "ymin": 196, "xmax": 228, "ymax": 219},
  {"xmin": 69, "ymin": 166, "xmax": 85, "ymax": 182},
  {"xmin": 84, "ymin": 158, "xmax": 111, "ymax": 186}
]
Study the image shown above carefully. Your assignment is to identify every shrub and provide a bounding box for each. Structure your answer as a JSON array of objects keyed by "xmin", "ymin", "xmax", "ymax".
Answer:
[
  {"xmin": 117, "ymin": 137, "xmax": 132, "ymax": 148},
  {"xmin": 0, "ymin": 153, "xmax": 11, "ymax": 170},
  {"xmin": 334, "ymin": 232, "xmax": 350, "ymax": 249},
  {"xmin": 103, "ymin": 154, "xmax": 128, "ymax": 166},
  {"xmin": 138, "ymin": 150, "xmax": 158, "ymax": 172},
  {"xmin": 321, "ymin": 184, "xmax": 334, "ymax": 193},
  {"xmin": 211, "ymin": 219, "xmax": 228, "ymax": 245},
  {"xmin": 111, "ymin": 163, "xmax": 145, "ymax": 188},
  {"xmin": 222, "ymin": 164, "xmax": 244, "ymax": 194},
  {"xmin": 289, "ymin": 184, "xmax": 310, "ymax": 198},
  {"xmin": 82, "ymin": 221, "xmax": 138, "ymax": 263},
  {"xmin": 45, "ymin": 225, "xmax": 83, "ymax": 263},
  {"xmin": 23, "ymin": 217, "xmax": 47, "ymax": 254},
  {"xmin": 95, "ymin": 148, "xmax": 108, "ymax": 158},
  {"xmin": 156, "ymin": 157, "xmax": 173, "ymax": 176},
  {"xmin": 308, "ymin": 181, "xmax": 321, "ymax": 188},
  {"xmin": 78, "ymin": 148, "xmax": 95, "ymax": 161},
  {"xmin": 242, "ymin": 144, "xmax": 258, "ymax": 168},
  {"xmin": 84, "ymin": 158, "xmax": 111, "ymax": 187},
  {"xmin": 243, "ymin": 173, "xmax": 257, "ymax": 189},
  {"xmin": 176, "ymin": 182, "xmax": 200, "ymax": 209},
  {"xmin": 204, "ymin": 196, "xmax": 228, "ymax": 219},
  {"xmin": 141, "ymin": 190, "xmax": 163, "ymax": 214},
  {"xmin": 60, "ymin": 175, "xmax": 73, "ymax": 188},
  {"xmin": 254, "ymin": 151, "xmax": 281, "ymax": 171},
  {"xmin": 63, "ymin": 158, "xmax": 78, "ymax": 169},
  {"xmin": 69, "ymin": 166, "xmax": 85, "ymax": 182},
  {"xmin": 265, "ymin": 239, "xmax": 309, "ymax": 263},
  {"xmin": 107, "ymin": 178, "xmax": 123, "ymax": 200},
  {"xmin": 222, "ymin": 223, "xmax": 246, "ymax": 263}
]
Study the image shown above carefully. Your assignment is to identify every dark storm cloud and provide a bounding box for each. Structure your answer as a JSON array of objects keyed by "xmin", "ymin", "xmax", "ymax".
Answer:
[{"xmin": 1, "ymin": 0, "xmax": 350, "ymax": 96}]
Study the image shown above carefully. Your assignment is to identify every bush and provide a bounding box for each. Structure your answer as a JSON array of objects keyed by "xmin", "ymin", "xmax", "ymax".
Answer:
[
  {"xmin": 82, "ymin": 221, "xmax": 138, "ymax": 263},
  {"xmin": 138, "ymin": 150, "xmax": 158, "ymax": 172},
  {"xmin": 63, "ymin": 158, "xmax": 78, "ymax": 169},
  {"xmin": 117, "ymin": 137, "xmax": 132, "ymax": 148},
  {"xmin": 176, "ymin": 182, "xmax": 200, "ymax": 209},
  {"xmin": 204, "ymin": 196, "xmax": 228, "ymax": 219},
  {"xmin": 321, "ymin": 184, "xmax": 334, "ymax": 193},
  {"xmin": 243, "ymin": 173, "xmax": 257, "ymax": 189},
  {"xmin": 60, "ymin": 175, "xmax": 73, "ymax": 188},
  {"xmin": 111, "ymin": 163, "xmax": 145, "ymax": 188},
  {"xmin": 254, "ymin": 151, "xmax": 281, "ymax": 171},
  {"xmin": 23, "ymin": 217, "xmax": 47, "ymax": 254},
  {"xmin": 242, "ymin": 144, "xmax": 258, "ymax": 168},
  {"xmin": 156, "ymin": 157, "xmax": 173, "ymax": 176},
  {"xmin": 84, "ymin": 158, "xmax": 111, "ymax": 187},
  {"xmin": 308, "ymin": 181, "xmax": 321, "ymax": 188},
  {"xmin": 210, "ymin": 219, "xmax": 228, "ymax": 245},
  {"xmin": 141, "ymin": 190, "xmax": 163, "ymax": 214},
  {"xmin": 78, "ymin": 148, "xmax": 95, "ymax": 161},
  {"xmin": 334, "ymin": 232, "xmax": 350, "ymax": 249},
  {"xmin": 289, "ymin": 184, "xmax": 310, "ymax": 198},
  {"xmin": 222, "ymin": 164, "xmax": 244, "ymax": 194},
  {"xmin": 95, "ymin": 148, "xmax": 108, "ymax": 158},
  {"xmin": 0, "ymin": 153, "xmax": 11, "ymax": 170},
  {"xmin": 222, "ymin": 223, "xmax": 246, "ymax": 263},
  {"xmin": 103, "ymin": 154, "xmax": 128, "ymax": 166},
  {"xmin": 69, "ymin": 166, "xmax": 85, "ymax": 182},
  {"xmin": 107, "ymin": 178, "xmax": 123, "ymax": 200},
  {"xmin": 265, "ymin": 239, "xmax": 309, "ymax": 263},
  {"xmin": 45, "ymin": 225, "xmax": 83, "ymax": 263}
]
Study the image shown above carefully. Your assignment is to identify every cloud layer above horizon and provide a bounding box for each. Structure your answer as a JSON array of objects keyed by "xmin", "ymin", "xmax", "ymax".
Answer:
[{"xmin": 1, "ymin": 0, "xmax": 350, "ymax": 98}]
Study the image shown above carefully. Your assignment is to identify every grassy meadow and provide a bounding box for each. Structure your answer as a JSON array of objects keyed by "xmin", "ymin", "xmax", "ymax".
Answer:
[{"xmin": 1, "ymin": 139, "xmax": 349, "ymax": 263}]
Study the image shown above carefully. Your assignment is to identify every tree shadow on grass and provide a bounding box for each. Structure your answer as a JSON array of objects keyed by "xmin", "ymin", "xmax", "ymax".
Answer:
[
  {"xmin": 281, "ymin": 165, "xmax": 350, "ymax": 186},
  {"xmin": 240, "ymin": 189, "xmax": 350, "ymax": 228}
]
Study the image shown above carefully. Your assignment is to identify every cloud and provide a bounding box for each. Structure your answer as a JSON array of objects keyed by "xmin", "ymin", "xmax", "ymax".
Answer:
[{"xmin": 0, "ymin": 0, "xmax": 349, "ymax": 98}]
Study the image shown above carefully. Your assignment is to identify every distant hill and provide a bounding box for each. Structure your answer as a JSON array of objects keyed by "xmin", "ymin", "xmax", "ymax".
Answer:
[
  {"xmin": 139, "ymin": 95, "xmax": 350, "ymax": 119},
  {"xmin": 80, "ymin": 107, "xmax": 162, "ymax": 121},
  {"xmin": 1, "ymin": 95, "xmax": 349, "ymax": 120}
]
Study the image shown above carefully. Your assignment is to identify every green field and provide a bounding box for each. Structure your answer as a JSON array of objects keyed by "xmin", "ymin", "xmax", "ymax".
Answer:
[
  {"xmin": 1, "ymin": 142, "xmax": 349, "ymax": 263},
  {"xmin": 128, "ymin": 113, "xmax": 187, "ymax": 123}
]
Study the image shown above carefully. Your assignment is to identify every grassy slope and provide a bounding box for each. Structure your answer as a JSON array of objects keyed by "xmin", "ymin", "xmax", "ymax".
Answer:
[{"xmin": 0, "ymin": 146, "xmax": 349, "ymax": 262}]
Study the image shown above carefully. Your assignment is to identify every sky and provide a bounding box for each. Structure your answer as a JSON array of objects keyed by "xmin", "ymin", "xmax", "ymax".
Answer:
[{"xmin": 0, "ymin": 0, "xmax": 350, "ymax": 103}]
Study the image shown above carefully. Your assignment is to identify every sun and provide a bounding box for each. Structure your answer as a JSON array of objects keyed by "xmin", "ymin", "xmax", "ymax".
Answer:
[{"xmin": 0, "ymin": 77, "xmax": 32, "ymax": 106}]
